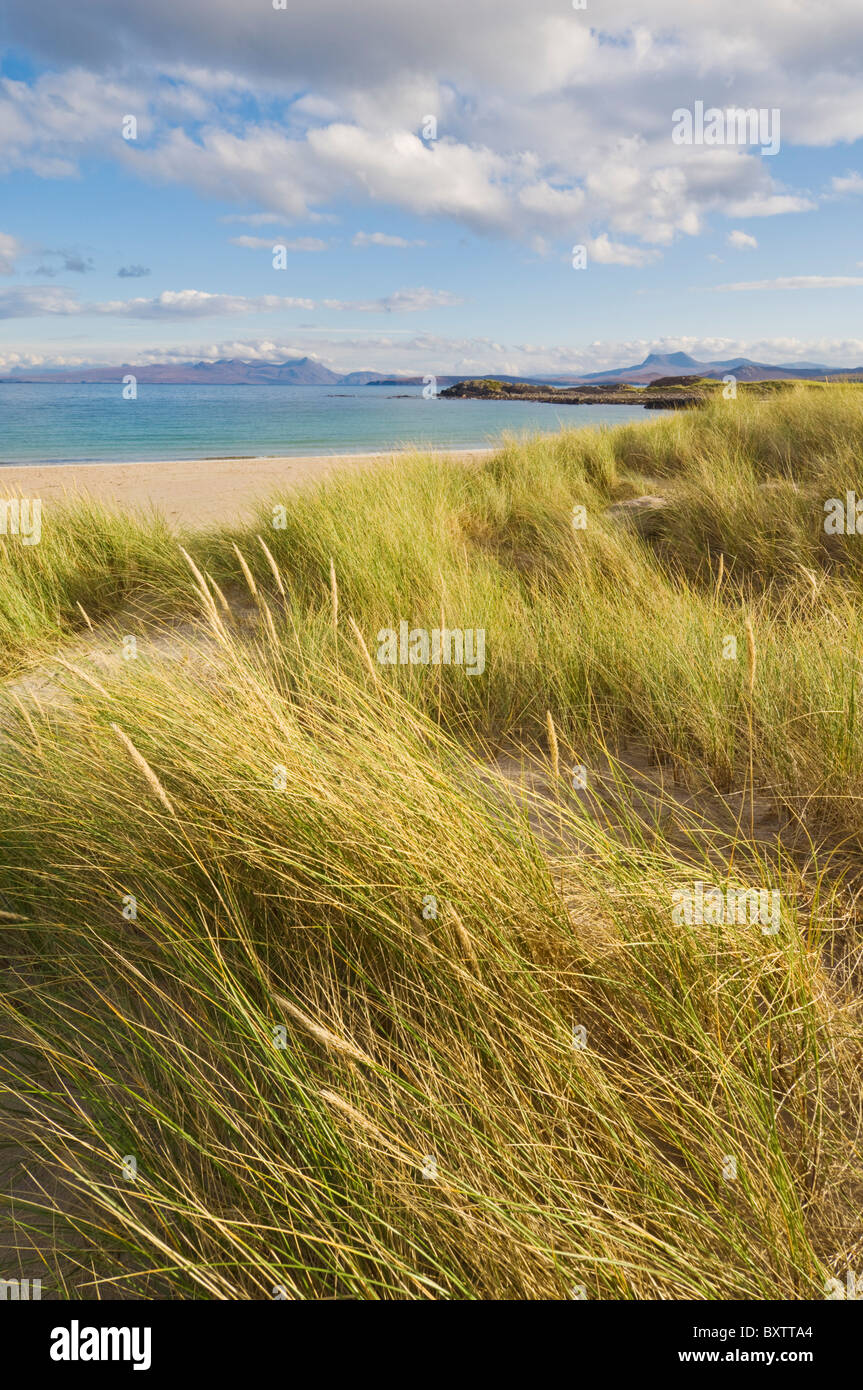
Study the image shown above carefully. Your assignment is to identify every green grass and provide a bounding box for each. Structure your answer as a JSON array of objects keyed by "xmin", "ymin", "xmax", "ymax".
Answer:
[{"xmin": 1, "ymin": 382, "xmax": 861, "ymax": 1299}]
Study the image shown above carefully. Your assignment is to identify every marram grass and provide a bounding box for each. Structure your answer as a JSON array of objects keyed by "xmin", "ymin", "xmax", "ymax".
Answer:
[{"xmin": 1, "ymin": 384, "xmax": 862, "ymax": 1299}]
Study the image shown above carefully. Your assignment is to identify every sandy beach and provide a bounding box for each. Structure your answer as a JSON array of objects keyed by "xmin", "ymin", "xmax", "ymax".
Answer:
[{"xmin": 0, "ymin": 448, "xmax": 493, "ymax": 529}]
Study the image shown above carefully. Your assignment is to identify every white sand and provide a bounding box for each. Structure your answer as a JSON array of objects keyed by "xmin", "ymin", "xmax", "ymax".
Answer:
[{"xmin": 0, "ymin": 448, "xmax": 493, "ymax": 529}]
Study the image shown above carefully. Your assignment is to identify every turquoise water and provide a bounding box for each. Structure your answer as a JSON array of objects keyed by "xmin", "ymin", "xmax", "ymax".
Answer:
[{"xmin": 0, "ymin": 383, "xmax": 663, "ymax": 464}]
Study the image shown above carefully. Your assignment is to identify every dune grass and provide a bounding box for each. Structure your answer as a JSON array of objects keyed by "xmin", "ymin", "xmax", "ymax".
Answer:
[{"xmin": 1, "ymin": 383, "xmax": 862, "ymax": 1299}]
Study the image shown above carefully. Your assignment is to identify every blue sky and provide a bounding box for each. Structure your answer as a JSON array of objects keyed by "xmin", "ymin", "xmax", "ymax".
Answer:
[{"xmin": 1, "ymin": 0, "xmax": 863, "ymax": 375}]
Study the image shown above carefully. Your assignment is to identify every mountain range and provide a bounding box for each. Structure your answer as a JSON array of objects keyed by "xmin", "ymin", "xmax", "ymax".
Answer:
[
  {"xmin": 1, "ymin": 351, "xmax": 861, "ymax": 386},
  {"xmin": 568, "ymin": 351, "xmax": 863, "ymax": 384}
]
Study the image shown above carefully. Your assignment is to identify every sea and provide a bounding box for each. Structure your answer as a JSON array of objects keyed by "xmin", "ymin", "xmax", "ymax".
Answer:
[{"xmin": 0, "ymin": 383, "xmax": 662, "ymax": 465}]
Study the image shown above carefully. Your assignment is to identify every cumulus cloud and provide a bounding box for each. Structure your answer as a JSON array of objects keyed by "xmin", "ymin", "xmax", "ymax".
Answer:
[
  {"xmin": 727, "ymin": 230, "xmax": 758, "ymax": 249},
  {"xmin": 830, "ymin": 171, "xmax": 863, "ymax": 195},
  {"xmin": 4, "ymin": 1, "xmax": 862, "ymax": 138},
  {"xmin": 0, "ymin": 286, "xmax": 83, "ymax": 317},
  {"xmin": 117, "ymin": 264, "xmax": 152, "ymax": 277},
  {"xmin": 723, "ymin": 193, "xmax": 816, "ymax": 218},
  {"xmin": 0, "ymin": 0, "xmax": 840, "ymax": 251},
  {"xmin": 587, "ymin": 234, "xmax": 660, "ymax": 266},
  {"xmin": 307, "ymin": 125, "xmax": 516, "ymax": 231},
  {"xmin": 0, "ymin": 68, "xmax": 148, "ymax": 178}
]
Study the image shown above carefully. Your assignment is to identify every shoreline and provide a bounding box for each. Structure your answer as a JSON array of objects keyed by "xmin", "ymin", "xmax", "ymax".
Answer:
[{"xmin": 0, "ymin": 447, "xmax": 494, "ymax": 529}]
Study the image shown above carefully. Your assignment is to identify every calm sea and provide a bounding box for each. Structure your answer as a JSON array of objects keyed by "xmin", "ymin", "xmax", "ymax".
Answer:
[{"xmin": 0, "ymin": 383, "xmax": 663, "ymax": 466}]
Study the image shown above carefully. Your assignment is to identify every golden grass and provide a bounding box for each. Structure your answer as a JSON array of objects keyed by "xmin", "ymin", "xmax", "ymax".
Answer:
[{"xmin": 0, "ymin": 384, "xmax": 862, "ymax": 1299}]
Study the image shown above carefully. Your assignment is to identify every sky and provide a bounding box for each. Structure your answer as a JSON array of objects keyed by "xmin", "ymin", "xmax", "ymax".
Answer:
[{"xmin": 1, "ymin": 0, "xmax": 863, "ymax": 376}]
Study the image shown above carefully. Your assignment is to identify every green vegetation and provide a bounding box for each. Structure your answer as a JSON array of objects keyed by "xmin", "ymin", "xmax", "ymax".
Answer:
[{"xmin": 1, "ymin": 383, "xmax": 862, "ymax": 1299}]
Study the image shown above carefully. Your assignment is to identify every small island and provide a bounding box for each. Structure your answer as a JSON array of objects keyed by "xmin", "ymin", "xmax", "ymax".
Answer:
[{"xmin": 439, "ymin": 376, "xmax": 779, "ymax": 409}]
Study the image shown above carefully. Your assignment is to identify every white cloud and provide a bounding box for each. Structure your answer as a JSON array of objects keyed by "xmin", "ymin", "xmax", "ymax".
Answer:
[
  {"xmin": 727, "ymin": 230, "xmax": 758, "ymax": 249},
  {"xmin": 830, "ymin": 171, "xmax": 863, "ymax": 195},
  {"xmin": 220, "ymin": 212, "xmax": 281, "ymax": 225},
  {"xmin": 129, "ymin": 116, "xmax": 811, "ymax": 250},
  {"xmin": 724, "ymin": 193, "xmax": 816, "ymax": 217},
  {"xmin": 4, "ymin": 1, "xmax": 862, "ymax": 137},
  {"xmin": 0, "ymin": 287, "xmax": 314, "ymax": 319},
  {"xmin": 714, "ymin": 276, "xmax": 863, "ymax": 291},
  {"xmin": 0, "ymin": 284, "xmax": 461, "ymax": 319},
  {"xmin": 5, "ymin": 332, "xmax": 863, "ymax": 378},
  {"xmin": 230, "ymin": 236, "xmax": 328, "ymax": 251},
  {"xmin": 307, "ymin": 125, "xmax": 515, "ymax": 231},
  {"xmin": 290, "ymin": 94, "xmax": 342, "ymax": 122},
  {"xmin": 352, "ymin": 232, "xmax": 426, "ymax": 248},
  {"xmin": 322, "ymin": 287, "xmax": 462, "ymax": 312},
  {"xmin": 587, "ymin": 234, "xmax": 660, "ymax": 266},
  {"xmin": 0, "ymin": 231, "xmax": 24, "ymax": 274},
  {"xmin": 97, "ymin": 289, "xmax": 317, "ymax": 318},
  {"xmin": 516, "ymin": 180, "xmax": 585, "ymax": 222},
  {"xmin": 0, "ymin": 1, "xmax": 857, "ymax": 267},
  {"xmin": 0, "ymin": 69, "xmax": 148, "ymax": 178}
]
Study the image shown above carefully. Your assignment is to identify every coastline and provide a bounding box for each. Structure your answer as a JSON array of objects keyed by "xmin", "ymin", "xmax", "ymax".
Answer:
[{"xmin": 0, "ymin": 447, "xmax": 493, "ymax": 529}]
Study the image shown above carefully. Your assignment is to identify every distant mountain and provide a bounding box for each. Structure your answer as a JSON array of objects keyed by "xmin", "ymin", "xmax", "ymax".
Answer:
[
  {"xmin": 563, "ymin": 352, "xmax": 863, "ymax": 385},
  {"xmin": 338, "ymin": 370, "xmax": 408, "ymax": 385},
  {"xmin": 2, "ymin": 352, "xmax": 861, "ymax": 387},
  {"xmin": 0, "ymin": 356, "xmax": 343, "ymax": 385},
  {"xmin": 776, "ymin": 360, "xmax": 835, "ymax": 371}
]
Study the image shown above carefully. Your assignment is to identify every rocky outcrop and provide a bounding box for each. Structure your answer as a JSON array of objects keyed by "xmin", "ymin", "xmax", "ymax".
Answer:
[{"xmin": 439, "ymin": 379, "xmax": 705, "ymax": 408}]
